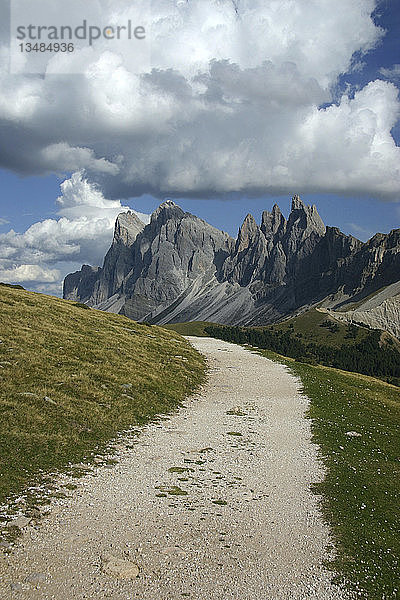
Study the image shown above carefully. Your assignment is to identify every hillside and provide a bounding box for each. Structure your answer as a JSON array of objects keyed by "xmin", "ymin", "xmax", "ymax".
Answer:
[
  {"xmin": 327, "ymin": 281, "xmax": 400, "ymax": 340},
  {"xmin": 204, "ymin": 312, "xmax": 400, "ymax": 384},
  {"xmin": 164, "ymin": 309, "xmax": 383, "ymax": 349},
  {"xmin": 0, "ymin": 284, "xmax": 205, "ymax": 508},
  {"xmin": 163, "ymin": 321, "xmax": 212, "ymax": 337},
  {"xmin": 262, "ymin": 307, "xmax": 370, "ymax": 347}
]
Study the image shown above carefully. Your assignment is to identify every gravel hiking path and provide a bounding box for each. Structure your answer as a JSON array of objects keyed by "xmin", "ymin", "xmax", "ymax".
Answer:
[{"xmin": 0, "ymin": 337, "xmax": 348, "ymax": 599}]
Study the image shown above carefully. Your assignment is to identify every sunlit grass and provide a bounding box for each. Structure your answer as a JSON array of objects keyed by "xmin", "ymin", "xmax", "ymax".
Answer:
[{"xmin": 0, "ymin": 285, "xmax": 205, "ymax": 506}]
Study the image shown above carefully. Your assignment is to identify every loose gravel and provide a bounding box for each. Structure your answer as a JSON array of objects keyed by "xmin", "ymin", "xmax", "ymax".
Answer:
[{"xmin": 0, "ymin": 337, "xmax": 349, "ymax": 599}]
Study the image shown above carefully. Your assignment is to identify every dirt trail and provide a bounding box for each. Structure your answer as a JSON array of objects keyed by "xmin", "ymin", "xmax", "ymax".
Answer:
[{"xmin": 0, "ymin": 337, "xmax": 347, "ymax": 599}]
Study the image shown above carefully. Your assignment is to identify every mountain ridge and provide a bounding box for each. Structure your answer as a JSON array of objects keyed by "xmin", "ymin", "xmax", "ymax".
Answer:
[{"xmin": 63, "ymin": 197, "xmax": 400, "ymax": 330}]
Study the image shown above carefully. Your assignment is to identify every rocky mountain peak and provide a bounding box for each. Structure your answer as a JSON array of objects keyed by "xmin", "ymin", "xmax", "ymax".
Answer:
[
  {"xmin": 242, "ymin": 213, "xmax": 257, "ymax": 229},
  {"xmin": 151, "ymin": 199, "xmax": 185, "ymax": 224},
  {"xmin": 291, "ymin": 194, "xmax": 304, "ymax": 211},
  {"xmin": 64, "ymin": 195, "xmax": 400, "ymax": 330},
  {"xmin": 235, "ymin": 213, "xmax": 259, "ymax": 253},
  {"xmin": 287, "ymin": 195, "xmax": 326, "ymax": 238},
  {"xmin": 113, "ymin": 211, "xmax": 145, "ymax": 246},
  {"xmin": 261, "ymin": 204, "xmax": 286, "ymax": 240},
  {"xmin": 272, "ymin": 203, "xmax": 280, "ymax": 213}
]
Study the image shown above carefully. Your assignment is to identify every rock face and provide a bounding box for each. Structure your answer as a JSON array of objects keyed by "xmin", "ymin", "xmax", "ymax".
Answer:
[
  {"xmin": 63, "ymin": 197, "xmax": 400, "ymax": 330},
  {"xmin": 63, "ymin": 264, "xmax": 101, "ymax": 304},
  {"xmin": 118, "ymin": 200, "xmax": 233, "ymax": 321},
  {"xmin": 63, "ymin": 211, "xmax": 145, "ymax": 308},
  {"xmin": 222, "ymin": 196, "xmax": 326, "ymax": 288}
]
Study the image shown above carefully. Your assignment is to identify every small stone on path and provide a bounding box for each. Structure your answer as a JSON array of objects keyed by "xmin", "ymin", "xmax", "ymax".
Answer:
[
  {"xmin": 101, "ymin": 555, "xmax": 139, "ymax": 579},
  {"xmin": 0, "ymin": 541, "xmax": 11, "ymax": 550},
  {"xmin": 9, "ymin": 516, "xmax": 31, "ymax": 529},
  {"xmin": 25, "ymin": 572, "xmax": 46, "ymax": 584}
]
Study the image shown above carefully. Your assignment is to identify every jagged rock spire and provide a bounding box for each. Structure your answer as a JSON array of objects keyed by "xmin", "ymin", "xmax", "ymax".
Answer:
[
  {"xmin": 236, "ymin": 214, "xmax": 258, "ymax": 252},
  {"xmin": 291, "ymin": 194, "xmax": 304, "ymax": 210},
  {"xmin": 287, "ymin": 194, "xmax": 326, "ymax": 237},
  {"xmin": 151, "ymin": 199, "xmax": 185, "ymax": 223},
  {"xmin": 261, "ymin": 204, "xmax": 286, "ymax": 239},
  {"xmin": 113, "ymin": 211, "xmax": 145, "ymax": 246}
]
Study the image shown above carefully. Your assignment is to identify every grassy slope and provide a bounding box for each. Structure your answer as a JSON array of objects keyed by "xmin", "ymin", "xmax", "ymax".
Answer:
[
  {"xmin": 163, "ymin": 321, "xmax": 213, "ymax": 337},
  {"xmin": 164, "ymin": 309, "xmax": 369, "ymax": 347},
  {"xmin": 266, "ymin": 307, "xmax": 370, "ymax": 347},
  {"xmin": 258, "ymin": 348, "xmax": 400, "ymax": 600},
  {"xmin": 0, "ymin": 285, "xmax": 205, "ymax": 507}
]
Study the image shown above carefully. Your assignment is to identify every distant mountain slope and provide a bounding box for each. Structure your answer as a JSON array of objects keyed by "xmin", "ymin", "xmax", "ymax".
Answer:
[
  {"xmin": 63, "ymin": 196, "xmax": 400, "ymax": 333},
  {"xmin": 327, "ymin": 281, "xmax": 400, "ymax": 339}
]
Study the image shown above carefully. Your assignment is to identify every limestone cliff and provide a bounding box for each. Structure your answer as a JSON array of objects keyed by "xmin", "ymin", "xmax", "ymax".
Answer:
[{"xmin": 63, "ymin": 197, "xmax": 400, "ymax": 334}]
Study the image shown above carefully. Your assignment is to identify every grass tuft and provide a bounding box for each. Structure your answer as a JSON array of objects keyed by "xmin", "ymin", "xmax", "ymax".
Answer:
[{"xmin": 156, "ymin": 485, "xmax": 188, "ymax": 496}]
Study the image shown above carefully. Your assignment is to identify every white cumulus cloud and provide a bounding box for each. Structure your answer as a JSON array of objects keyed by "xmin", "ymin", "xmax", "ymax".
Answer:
[
  {"xmin": 0, "ymin": 172, "xmax": 150, "ymax": 291},
  {"xmin": 0, "ymin": 264, "xmax": 60, "ymax": 284},
  {"xmin": 40, "ymin": 143, "xmax": 120, "ymax": 175},
  {"xmin": 0, "ymin": 0, "xmax": 397, "ymax": 200}
]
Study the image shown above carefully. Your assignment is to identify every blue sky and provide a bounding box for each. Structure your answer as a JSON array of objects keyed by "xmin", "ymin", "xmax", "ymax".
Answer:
[
  {"xmin": 0, "ymin": 170, "xmax": 397, "ymax": 241},
  {"xmin": 0, "ymin": 0, "xmax": 399, "ymax": 295}
]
